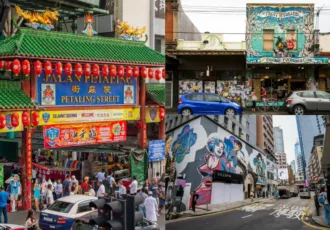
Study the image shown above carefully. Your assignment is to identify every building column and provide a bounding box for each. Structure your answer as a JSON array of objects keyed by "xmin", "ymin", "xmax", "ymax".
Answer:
[
  {"xmin": 22, "ymin": 129, "xmax": 33, "ymax": 210},
  {"xmin": 139, "ymin": 78, "xmax": 147, "ymax": 148},
  {"xmin": 158, "ymin": 116, "xmax": 165, "ymax": 140}
]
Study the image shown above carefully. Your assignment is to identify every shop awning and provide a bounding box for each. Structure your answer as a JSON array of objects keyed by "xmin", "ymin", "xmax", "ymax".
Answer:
[
  {"xmin": 146, "ymin": 83, "xmax": 165, "ymax": 105},
  {"xmin": 0, "ymin": 81, "xmax": 38, "ymax": 110},
  {"xmin": 246, "ymin": 57, "xmax": 329, "ymax": 65},
  {"xmin": 0, "ymin": 28, "xmax": 165, "ymax": 66}
]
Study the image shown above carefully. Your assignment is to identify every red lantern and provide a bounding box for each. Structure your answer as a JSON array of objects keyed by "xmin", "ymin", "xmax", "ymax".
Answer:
[
  {"xmin": 162, "ymin": 68, "xmax": 165, "ymax": 79},
  {"xmin": 44, "ymin": 61, "xmax": 52, "ymax": 76},
  {"xmin": 133, "ymin": 67, "xmax": 139, "ymax": 78},
  {"xmin": 141, "ymin": 67, "xmax": 147, "ymax": 78},
  {"xmin": 0, "ymin": 114, "xmax": 6, "ymax": 129},
  {"xmin": 34, "ymin": 61, "xmax": 42, "ymax": 76},
  {"xmin": 126, "ymin": 66, "xmax": 133, "ymax": 78},
  {"xmin": 148, "ymin": 68, "xmax": 154, "ymax": 79},
  {"xmin": 92, "ymin": 64, "xmax": 100, "ymax": 77},
  {"xmin": 155, "ymin": 69, "xmax": 162, "ymax": 81},
  {"xmin": 22, "ymin": 112, "xmax": 30, "ymax": 127},
  {"xmin": 11, "ymin": 113, "xmax": 19, "ymax": 128},
  {"xmin": 75, "ymin": 63, "xmax": 83, "ymax": 77},
  {"xmin": 5, "ymin": 61, "xmax": 11, "ymax": 72},
  {"xmin": 102, "ymin": 64, "xmax": 109, "ymax": 77},
  {"xmin": 65, "ymin": 63, "xmax": 72, "ymax": 76},
  {"xmin": 136, "ymin": 121, "xmax": 143, "ymax": 128},
  {"xmin": 0, "ymin": 60, "xmax": 4, "ymax": 70},
  {"xmin": 55, "ymin": 62, "xmax": 62, "ymax": 77},
  {"xmin": 84, "ymin": 64, "xmax": 91, "ymax": 77},
  {"xmin": 159, "ymin": 108, "xmax": 165, "ymax": 120},
  {"xmin": 110, "ymin": 65, "xmax": 117, "ymax": 77},
  {"xmin": 22, "ymin": 60, "xmax": 31, "ymax": 77},
  {"xmin": 118, "ymin": 65, "xmax": 124, "ymax": 78},
  {"xmin": 12, "ymin": 59, "xmax": 21, "ymax": 76},
  {"xmin": 32, "ymin": 112, "xmax": 39, "ymax": 126}
]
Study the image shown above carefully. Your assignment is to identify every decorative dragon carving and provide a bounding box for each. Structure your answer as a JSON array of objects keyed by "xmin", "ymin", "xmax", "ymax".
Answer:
[{"xmin": 116, "ymin": 20, "xmax": 147, "ymax": 41}]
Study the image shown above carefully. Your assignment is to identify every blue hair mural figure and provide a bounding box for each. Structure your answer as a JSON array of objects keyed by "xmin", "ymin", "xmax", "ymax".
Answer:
[
  {"xmin": 253, "ymin": 153, "xmax": 266, "ymax": 184},
  {"xmin": 171, "ymin": 125, "xmax": 197, "ymax": 164}
]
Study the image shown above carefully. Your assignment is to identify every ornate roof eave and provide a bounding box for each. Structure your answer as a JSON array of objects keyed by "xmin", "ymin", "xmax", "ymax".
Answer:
[
  {"xmin": 166, "ymin": 50, "xmax": 246, "ymax": 56},
  {"xmin": 0, "ymin": 56, "xmax": 164, "ymax": 67}
]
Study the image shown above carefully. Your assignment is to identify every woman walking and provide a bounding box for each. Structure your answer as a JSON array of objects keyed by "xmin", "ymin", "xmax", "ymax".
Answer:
[
  {"xmin": 275, "ymin": 190, "xmax": 279, "ymax": 200},
  {"xmin": 25, "ymin": 209, "xmax": 37, "ymax": 230},
  {"xmin": 33, "ymin": 179, "xmax": 41, "ymax": 212},
  {"xmin": 158, "ymin": 185, "xmax": 165, "ymax": 215},
  {"xmin": 250, "ymin": 89, "xmax": 257, "ymax": 112}
]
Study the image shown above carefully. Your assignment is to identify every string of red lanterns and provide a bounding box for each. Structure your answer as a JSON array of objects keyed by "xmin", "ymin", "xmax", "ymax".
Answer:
[
  {"xmin": 0, "ymin": 111, "xmax": 40, "ymax": 130},
  {"xmin": 1, "ymin": 60, "xmax": 165, "ymax": 81}
]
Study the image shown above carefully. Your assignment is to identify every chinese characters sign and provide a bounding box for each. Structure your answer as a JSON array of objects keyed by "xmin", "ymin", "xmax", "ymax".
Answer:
[
  {"xmin": 26, "ymin": 130, "xmax": 32, "ymax": 179},
  {"xmin": 39, "ymin": 108, "xmax": 140, "ymax": 125},
  {"xmin": 37, "ymin": 72, "xmax": 137, "ymax": 106},
  {"xmin": 43, "ymin": 122, "xmax": 127, "ymax": 148}
]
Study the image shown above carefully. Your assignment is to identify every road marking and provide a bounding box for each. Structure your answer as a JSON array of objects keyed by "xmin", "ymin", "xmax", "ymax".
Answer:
[{"xmin": 242, "ymin": 215, "xmax": 252, "ymax": 219}]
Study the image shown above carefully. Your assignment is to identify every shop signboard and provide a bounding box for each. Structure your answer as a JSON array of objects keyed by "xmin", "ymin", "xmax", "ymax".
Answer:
[
  {"xmin": 39, "ymin": 108, "xmax": 140, "ymax": 125},
  {"xmin": 278, "ymin": 168, "xmax": 289, "ymax": 180},
  {"xmin": 0, "ymin": 112, "xmax": 23, "ymax": 133},
  {"xmin": 43, "ymin": 122, "xmax": 126, "ymax": 148},
  {"xmin": 145, "ymin": 107, "xmax": 160, "ymax": 123},
  {"xmin": 26, "ymin": 130, "xmax": 33, "ymax": 180},
  {"xmin": 37, "ymin": 72, "xmax": 137, "ymax": 106},
  {"xmin": 148, "ymin": 140, "xmax": 165, "ymax": 162},
  {"xmin": 247, "ymin": 57, "xmax": 328, "ymax": 65},
  {"xmin": 213, "ymin": 170, "xmax": 243, "ymax": 184}
]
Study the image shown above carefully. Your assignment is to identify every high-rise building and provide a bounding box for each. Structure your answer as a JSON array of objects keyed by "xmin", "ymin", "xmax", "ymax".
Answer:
[
  {"xmin": 296, "ymin": 153, "xmax": 304, "ymax": 182},
  {"xmin": 290, "ymin": 160, "xmax": 296, "ymax": 174},
  {"xmin": 257, "ymin": 115, "xmax": 275, "ymax": 157},
  {"xmin": 274, "ymin": 126, "xmax": 285, "ymax": 153},
  {"xmin": 275, "ymin": 152, "xmax": 288, "ymax": 184},
  {"xmin": 296, "ymin": 116, "xmax": 325, "ymax": 180}
]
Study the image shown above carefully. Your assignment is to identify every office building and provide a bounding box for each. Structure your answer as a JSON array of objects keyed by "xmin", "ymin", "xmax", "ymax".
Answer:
[
  {"xmin": 257, "ymin": 115, "xmax": 275, "ymax": 157},
  {"xmin": 274, "ymin": 126, "xmax": 285, "ymax": 153}
]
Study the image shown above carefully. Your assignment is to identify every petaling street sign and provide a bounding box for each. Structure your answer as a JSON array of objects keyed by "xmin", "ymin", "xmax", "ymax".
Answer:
[
  {"xmin": 37, "ymin": 72, "xmax": 137, "ymax": 106},
  {"xmin": 38, "ymin": 108, "xmax": 140, "ymax": 126},
  {"xmin": 247, "ymin": 57, "xmax": 329, "ymax": 64}
]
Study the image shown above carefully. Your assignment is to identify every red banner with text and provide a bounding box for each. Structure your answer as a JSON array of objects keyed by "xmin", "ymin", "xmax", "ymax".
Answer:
[{"xmin": 43, "ymin": 122, "xmax": 126, "ymax": 148}]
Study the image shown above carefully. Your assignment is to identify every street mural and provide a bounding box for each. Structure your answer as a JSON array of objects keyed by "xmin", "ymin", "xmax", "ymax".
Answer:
[
  {"xmin": 246, "ymin": 5, "xmax": 314, "ymax": 59},
  {"xmin": 167, "ymin": 117, "xmax": 273, "ymax": 208}
]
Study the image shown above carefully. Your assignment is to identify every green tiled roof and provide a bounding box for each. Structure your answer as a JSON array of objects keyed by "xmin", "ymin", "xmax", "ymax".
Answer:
[
  {"xmin": 146, "ymin": 83, "xmax": 165, "ymax": 105},
  {"xmin": 0, "ymin": 81, "xmax": 37, "ymax": 110},
  {"xmin": 0, "ymin": 28, "xmax": 165, "ymax": 65}
]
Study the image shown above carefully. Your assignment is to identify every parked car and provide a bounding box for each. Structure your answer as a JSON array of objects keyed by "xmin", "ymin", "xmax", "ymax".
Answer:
[
  {"xmin": 300, "ymin": 188, "xmax": 311, "ymax": 199},
  {"xmin": 291, "ymin": 191, "xmax": 298, "ymax": 197},
  {"xmin": 71, "ymin": 210, "xmax": 160, "ymax": 230},
  {"xmin": 178, "ymin": 93, "xmax": 243, "ymax": 115},
  {"xmin": 286, "ymin": 90, "xmax": 330, "ymax": 115},
  {"xmin": 0, "ymin": 224, "xmax": 27, "ymax": 230},
  {"xmin": 279, "ymin": 189, "xmax": 291, "ymax": 199},
  {"xmin": 39, "ymin": 195, "xmax": 98, "ymax": 230}
]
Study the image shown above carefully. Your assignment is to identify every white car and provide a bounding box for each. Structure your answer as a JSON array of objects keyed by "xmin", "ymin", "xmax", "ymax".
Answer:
[
  {"xmin": 300, "ymin": 189, "xmax": 311, "ymax": 199},
  {"xmin": 0, "ymin": 224, "xmax": 27, "ymax": 230},
  {"xmin": 39, "ymin": 195, "xmax": 98, "ymax": 230}
]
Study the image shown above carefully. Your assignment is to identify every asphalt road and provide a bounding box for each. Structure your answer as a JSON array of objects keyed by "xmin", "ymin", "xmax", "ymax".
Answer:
[{"xmin": 167, "ymin": 197, "xmax": 317, "ymax": 230}]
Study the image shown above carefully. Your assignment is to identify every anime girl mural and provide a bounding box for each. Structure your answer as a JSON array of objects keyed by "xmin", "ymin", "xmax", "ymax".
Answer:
[
  {"xmin": 194, "ymin": 135, "xmax": 244, "ymax": 205},
  {"xmin": 253, "ymin": 153, "xmax": 267, "ymax": 185}
]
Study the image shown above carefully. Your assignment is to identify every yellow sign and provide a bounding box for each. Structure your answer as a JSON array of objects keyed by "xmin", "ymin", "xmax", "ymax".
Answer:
[
  {"xmin": 0, "ymin": 112, "xmax": 23, "ymax": 133},
  {"xmin": 145, "ymin": 107, "xmax": 160, "ymax": 123},
  {"xmin": 39, "ymin": 108, "xmax": 140, "ymax": 125}
]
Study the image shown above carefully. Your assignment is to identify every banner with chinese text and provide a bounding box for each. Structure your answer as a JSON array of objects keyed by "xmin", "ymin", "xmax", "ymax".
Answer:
[
  {"xmin": 43, "ymin": 122, "xmax": 126, "ymax": 148},
  {"xmin": 39, "ymin": 108, "xmax": 140, "ymax": 125}
]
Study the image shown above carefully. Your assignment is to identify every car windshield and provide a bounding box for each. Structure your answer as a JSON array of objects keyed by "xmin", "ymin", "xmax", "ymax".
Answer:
[
  {"xmin": 220, "ymin": 97, "xmax": 231, "ymax": 103},
  {"xmin": 48, "ymin": 201, "xmax": 74, "ymax": 213}
]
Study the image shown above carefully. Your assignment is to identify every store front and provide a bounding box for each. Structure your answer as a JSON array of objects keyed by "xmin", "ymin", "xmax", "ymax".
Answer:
[{"xmin": 0, "ymin": 22, "xmax": 165, "ymax": 209}]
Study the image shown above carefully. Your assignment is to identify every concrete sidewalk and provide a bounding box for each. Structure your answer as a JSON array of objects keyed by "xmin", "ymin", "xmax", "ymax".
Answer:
[
  {"xmin": 311, "ymin": 203, "xmax": 330, "ymax": 228},
  {"xmin": 7, "ymin": 210, "xmax": 30, "ymax": 226},
  {"xmin": 181, "ymin": 197, "xmax": 274, "ymax": 217}
]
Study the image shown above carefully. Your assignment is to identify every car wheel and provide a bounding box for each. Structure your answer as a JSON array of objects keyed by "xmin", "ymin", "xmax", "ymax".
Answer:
[
  {"xmin": 181, "ymin": 108, "xmax": 192, "ymax": 116},
  {"xmin": 225, "ymin": 108, "xmax": 236, "ymax": 116},
  {"xmin": 293, "ymin": 105, "xmax": 305, "ymax": 115}
]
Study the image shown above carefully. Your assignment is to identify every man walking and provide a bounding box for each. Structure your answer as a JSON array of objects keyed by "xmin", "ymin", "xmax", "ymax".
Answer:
[
  {"xmin": 0, "ymin": 186, "xmax": 8, "ymax": 223},
  {"xmin": 144, "ymin": 191, "xmax": 158, "ymax": 223},
  {"xmin": 129, "ymin": 176, "xmax": 138, "ymax": 195}
]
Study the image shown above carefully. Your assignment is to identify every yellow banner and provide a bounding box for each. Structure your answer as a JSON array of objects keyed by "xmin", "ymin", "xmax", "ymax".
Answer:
[
  {"xmin": 0, "ymin": 112, "xmax": 23, "ymax": 133},
  {"xmin": 145, "ymin": 107, "xmax": 160, "ymax": 123},
  {"xmin": 39, "ymin": 108, "xmax": 140, "ymax": 125}
]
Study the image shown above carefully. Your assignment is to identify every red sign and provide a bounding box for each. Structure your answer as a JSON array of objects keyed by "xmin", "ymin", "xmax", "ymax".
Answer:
[
  {"xmin": 26, "ymin": 130, "xmax": 32, "ymax": 180},
  {"xmin": 43, "ymin": 122, "xmax": 126, "ymax": 148}
]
